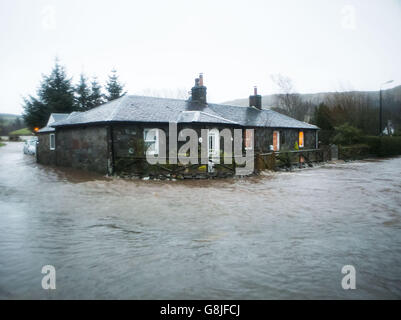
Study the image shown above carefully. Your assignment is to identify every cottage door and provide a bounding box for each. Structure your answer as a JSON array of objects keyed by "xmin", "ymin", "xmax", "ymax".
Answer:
[
  {"xmin": 207, "ymin": 129, "xmax": 220, "ymax": 172},
  {"xmin": 273, "ymin": 131, "xmax": 280, "ymax": 151}
]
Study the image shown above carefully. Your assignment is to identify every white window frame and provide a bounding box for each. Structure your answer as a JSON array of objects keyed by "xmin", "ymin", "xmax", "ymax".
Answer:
[
  {"xmin": 49, "ymin": 133, "xmax": 55, "ymax": 150},
  {"xmin": 207, "ymin": 128, "xmax": 220, "ymax": 159},
  {"xmin": 144, "ymin": 128, "xmax": 160, "ymax": 156}
]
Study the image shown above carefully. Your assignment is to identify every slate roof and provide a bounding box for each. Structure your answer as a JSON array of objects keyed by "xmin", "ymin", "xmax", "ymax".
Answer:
[
  {"xmin": 50, "ymin": 95, "xmax": 318, "ymax": 130},
  {"xmin": 50, "ymin": 113, "xmax": 70, "ymax": 123},
  {"xmin": 37, "ymin": 113, "xmax": 70, "ymax": 133}
]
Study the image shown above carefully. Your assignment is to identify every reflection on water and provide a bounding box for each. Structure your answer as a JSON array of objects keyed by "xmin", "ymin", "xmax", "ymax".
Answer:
[{"xmin": 0, "ymin": 142, "xmax": 401, "ymax": 299}]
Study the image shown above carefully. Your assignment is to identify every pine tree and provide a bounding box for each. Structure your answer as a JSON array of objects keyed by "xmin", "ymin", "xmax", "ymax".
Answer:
[
  {"xmin": 23, "ymin": 59, "xmax": 76, "ymax": 130},
  {"xmin": 88, "ymin": 76, "xmax": 104, "ymax": 108},
  {"xmin": 39, "ymin": 59, "xmax": 75, "ymax": 113},
  {"xmin": 23, "ymin": 97, "xmax": 50, "ymax": 130},
  {"xmin": 105, "ymin": 69, "xmax": 126, "ymax": 101},
  {"xmin": 75, "ymin": 73, "xmax": 91, "ymax": 111},
  {"xmin": 313, "ymin": 103, "xmax": 334, "ymax": 131}
]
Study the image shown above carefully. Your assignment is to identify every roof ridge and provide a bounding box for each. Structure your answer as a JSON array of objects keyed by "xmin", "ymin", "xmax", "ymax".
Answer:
[
  {"xmin": 127, "ymin": 94, "xmax": 188, "ymax": 102},
  {"xmin": 200, "ymin": 111, "xmax": 239, "ymax": 124},
  {"xmin": 108, "ymin": 95, "xmax": 129, "ymax": 121}
]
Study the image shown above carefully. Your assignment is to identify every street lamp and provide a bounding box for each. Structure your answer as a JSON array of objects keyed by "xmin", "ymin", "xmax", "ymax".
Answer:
[{"xmin": 379, "ymin": 80, "xmax": 394, "ymax": 136}]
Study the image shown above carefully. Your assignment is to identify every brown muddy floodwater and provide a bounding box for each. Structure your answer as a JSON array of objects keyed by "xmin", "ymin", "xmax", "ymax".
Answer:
[{"xmin": 0, "ymin": 142, "xmax": 401, "ymax": 299}]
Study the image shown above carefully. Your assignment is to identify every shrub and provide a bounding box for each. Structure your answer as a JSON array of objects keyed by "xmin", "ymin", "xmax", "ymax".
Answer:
[
  {"xmin": 361, "ymin": 136, "xmax": 401, "ymax": 157},
  {"xmin": 338, "ymin": 144, "xmax": 370, "ymax": 160},
  {"xmin": 277, "ymin": 152, "xmax": 294, "ymax": 167},
  {"xmin": 332, "ymin": 123, "xmax": 362, "ymax": 145},
  {"xmin": 379, "ymin": 136, "xmax": 401, "ymax": 156}
]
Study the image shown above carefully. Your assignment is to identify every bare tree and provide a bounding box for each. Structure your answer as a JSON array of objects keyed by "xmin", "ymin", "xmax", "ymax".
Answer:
[
  {"xmin": 323, "ymin": 90, "xmax": 378, "ymax": 134},
  {"xmin": 270, "ymin": 74, "xmax": 311, "ymax": 121}
]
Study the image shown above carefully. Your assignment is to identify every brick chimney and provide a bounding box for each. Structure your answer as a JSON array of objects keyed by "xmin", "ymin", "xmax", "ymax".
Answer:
[
  {"xmin": 249, "ymin": 86, "xmax": 262, "ymax": 110},
  {"xmin": 191, "ymin": 73, "xmax": 207, "ymax": 104}
]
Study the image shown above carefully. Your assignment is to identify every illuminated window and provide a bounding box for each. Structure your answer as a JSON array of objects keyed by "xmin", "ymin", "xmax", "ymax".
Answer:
[
  {"xmin": 245, "ymin": 129, "xmax": 253, "ymax": 150},
  {"xmin": 144, "ymin": 128, "xmax": 159, "ymax": 155},
  {"xmin": 49, "ymin": 133, "xmax": 55, "ymax": 150},
  {"xmin": 273, "ymin": 131, "xmax": 280, "ymax": 151},
  {"xmin": 299, "ymin": 131, "xmax": 304, "ymax": 148}
]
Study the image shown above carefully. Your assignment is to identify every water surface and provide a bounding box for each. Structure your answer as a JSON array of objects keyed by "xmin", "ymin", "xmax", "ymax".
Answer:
[{"xmin": 0, "ymin": 142, "xmax": 400, "ymax": 299}]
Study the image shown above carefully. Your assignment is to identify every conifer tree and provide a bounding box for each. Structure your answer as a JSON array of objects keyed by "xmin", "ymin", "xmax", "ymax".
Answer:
[
  {"xmin": 75, "ymin": 73, "xmax": 91, "ymax": 111},
  {"xmin": 23, "ymin": 59, "xmax": 75, "ymax": 130},
  {"xmin": 38, "ymin": 59, "xmax": 75, "ymax": 113},
  {"xmin": 104, "ymin": 69, "xmax": 126, "ymax": 101},
  {"xmin": 88, "ymin": 76, "xmax": 104, "ymax": 108}
]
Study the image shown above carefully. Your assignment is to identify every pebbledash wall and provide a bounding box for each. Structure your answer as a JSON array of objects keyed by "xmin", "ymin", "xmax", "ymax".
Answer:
[{"xmin": 36, "ymin": 123, "xmax": 317, "ymax": 175}]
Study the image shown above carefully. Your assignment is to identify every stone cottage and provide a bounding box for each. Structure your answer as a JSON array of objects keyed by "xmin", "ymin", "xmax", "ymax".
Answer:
[{"xmin": 36, "ymin": 75, "xmax": 318, "ymax": 177}]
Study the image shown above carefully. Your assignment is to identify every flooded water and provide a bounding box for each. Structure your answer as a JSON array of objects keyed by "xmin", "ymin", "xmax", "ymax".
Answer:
[{"xmin": 0, "ymin": 142, "xmax": 400, "ymax": 299}]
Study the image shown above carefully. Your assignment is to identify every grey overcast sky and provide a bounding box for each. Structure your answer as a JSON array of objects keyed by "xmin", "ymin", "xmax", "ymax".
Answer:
[{"xmin": 0, "ymin": 0, "xmax": 400, "ymax": 115}]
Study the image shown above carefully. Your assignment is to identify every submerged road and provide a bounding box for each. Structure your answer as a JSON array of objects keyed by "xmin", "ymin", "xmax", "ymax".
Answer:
[{"xmin": 0, "ymin": 142, "xmax": 400, "ymax": 299}]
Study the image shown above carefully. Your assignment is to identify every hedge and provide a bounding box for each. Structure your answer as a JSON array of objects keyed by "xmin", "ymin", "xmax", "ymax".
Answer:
[
  {"xmin": 338, "ymin": 144, "xmax": 370, "ymax": 160},
  {"xmin": 361, "ymin": 136, "xmax": 401, "ymax": 157}
]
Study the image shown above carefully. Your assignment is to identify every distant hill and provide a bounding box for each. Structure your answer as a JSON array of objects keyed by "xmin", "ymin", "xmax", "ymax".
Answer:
[
  {"xmin": 0, "ymin": 113, "xmax": 23, "ymax": 124},
  {"xmin": 222, "ymin": 85, "xmax": 401, "ymax": 108},
  {"xmin": 0, "ymin": 113, "xmax": 25, "ymax": 136},
  {"xmin": 9, "ymin": 128, "xmax": 32, "ymax": 136}
]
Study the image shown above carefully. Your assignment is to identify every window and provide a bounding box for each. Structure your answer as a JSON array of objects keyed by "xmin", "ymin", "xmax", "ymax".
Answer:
[
  {"xmin": 245, "ymin": 129, "xmax": 253, "ymax": 150},
  {"xmin": 273, "ymin": 131, "xmax": 280, "ymax": 151},
  {"xmin": 207, "ymin": 128, "xmax": 220, "ymax": 158},
  {"xmin": 299, "ymin": 131, "xmax": 304, "ymax": 148},
  {"xmin": 49, "ymin": 133, "xmax": 55, "ymax": 150},
  {"xmin": 144, "ymin": 128, "xmax": 159, "ymax": 155}
]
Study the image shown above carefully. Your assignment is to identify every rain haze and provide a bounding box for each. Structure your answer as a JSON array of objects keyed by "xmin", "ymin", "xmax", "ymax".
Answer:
[
  {"xmin": 1, "ymin": 0, "xmax": 401, "ymax": 115},
  {"xmin": 1, "ymin": 0, "xmax": 401, "ymax": 304}
]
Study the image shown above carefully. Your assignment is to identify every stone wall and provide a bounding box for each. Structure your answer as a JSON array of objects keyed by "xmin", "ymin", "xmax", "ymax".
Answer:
[
  {"xmin": 111, "ymin": 124, "xmax": 318, "ymax": 175},
  {"xmin": 55, "ymin": 126, "xmax": 109, "ymax": 174},
  {"xmin": 254, "ymin": 128, "xmax": 317, "ymax": 153},
  {"xmin": 112, "ymin": 123, "xmax": 237, "ymax": 175},
  {"xmin": 36, "ymin": 123, "xmax": 318, "ymax": 176},
  {"xmin": 36, "ymin": 133, "xmax": 56, "ymax": 165},
  {"xmin": 112, "ymin": 123, "xmax": 238, "ymax": 159}
]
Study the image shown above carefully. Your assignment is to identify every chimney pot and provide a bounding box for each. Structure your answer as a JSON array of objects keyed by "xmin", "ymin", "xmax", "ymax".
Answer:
[
  {"xmin": 191, "ymin": 74, "xmax": 207, "ymax": 105},
  {"xmin": 249, "ymin": 86, "xmax": 262, "ymax": 110}
]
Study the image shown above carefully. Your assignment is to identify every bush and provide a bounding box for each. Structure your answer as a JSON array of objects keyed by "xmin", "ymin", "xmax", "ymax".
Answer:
[
  {"xmin": 361, "ymin": 136, "xmax": 401, "ymax": 157},
  {"xmin": 277, "ymin": 152, "xmax": 295, "ymax": 167},
  {"xmin": 338, "ymin": 144, "xmax": 370, "ymax": 160},
  {"xmin": 378, "ymin": 136, "xmax": 401, "ymax": 156},
  {"xmin": 332, "ymin": 123, "xmax": 362, "ymax": 145}
]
